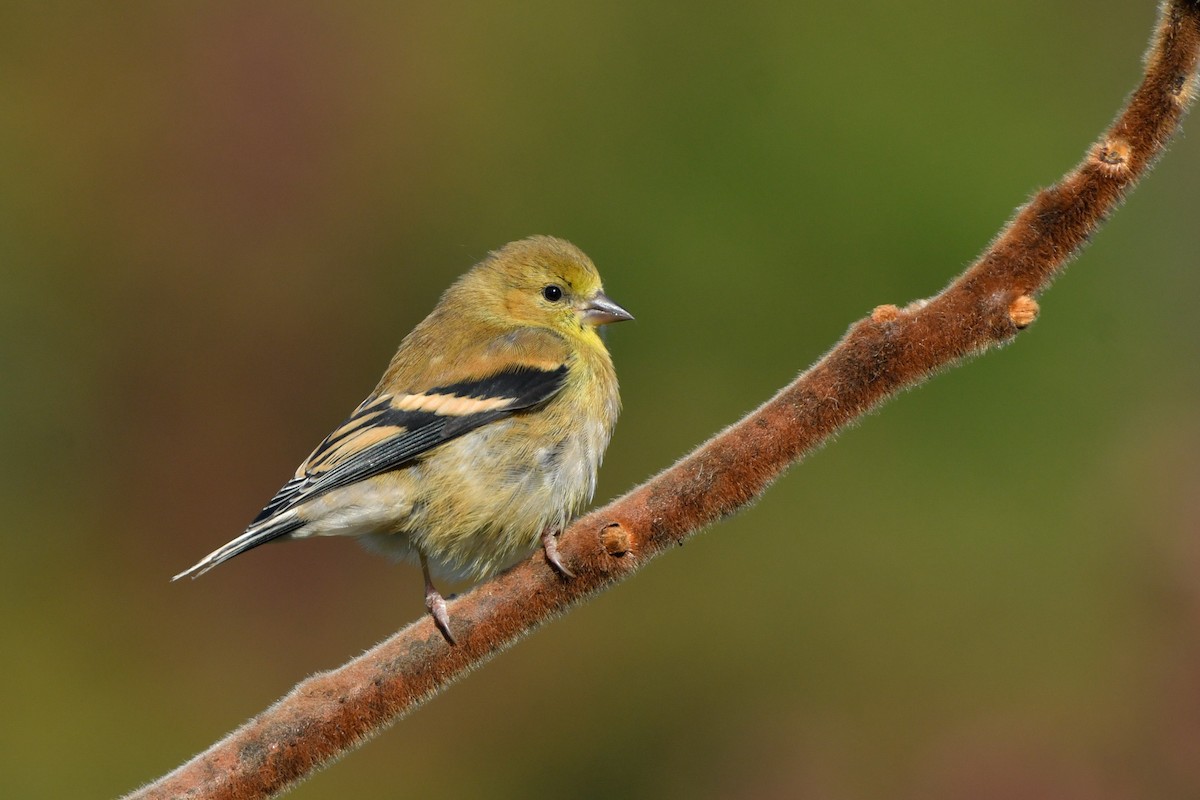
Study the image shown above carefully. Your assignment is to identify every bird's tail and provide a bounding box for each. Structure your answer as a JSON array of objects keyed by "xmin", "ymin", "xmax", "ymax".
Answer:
[{"xmin": 171, "ymin": 514, "xmax": 304, "ymax": 581}]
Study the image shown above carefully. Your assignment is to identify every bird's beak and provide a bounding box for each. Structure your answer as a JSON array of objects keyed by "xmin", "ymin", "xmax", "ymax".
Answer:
[{"xmin": 580, "ymin": 292, "xmax": 634, "ymax": 327}]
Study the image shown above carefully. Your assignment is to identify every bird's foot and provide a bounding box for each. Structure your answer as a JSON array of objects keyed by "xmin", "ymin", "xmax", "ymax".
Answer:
[
  {"xmin": 420, "ymin": 552, "xmax": 456, "ymax": 645},
  {"xmin": 541, "ymin": 527, "xmax": 575, "ymax": 578},
  {"xmin": 424, "ymin": 583, "xmax": 456, "ymax": 645}
]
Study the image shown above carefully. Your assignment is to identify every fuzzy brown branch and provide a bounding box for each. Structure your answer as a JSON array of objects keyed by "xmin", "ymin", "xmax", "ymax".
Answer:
[{"xmin": 126, "ymin": 4, "xmax": 1200, "ymax": 798}]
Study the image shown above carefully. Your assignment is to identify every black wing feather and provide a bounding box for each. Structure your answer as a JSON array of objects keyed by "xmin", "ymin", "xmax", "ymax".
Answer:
[{"xmin": 250, "ymin": 364, "xmax": 568, "ymax": 524}]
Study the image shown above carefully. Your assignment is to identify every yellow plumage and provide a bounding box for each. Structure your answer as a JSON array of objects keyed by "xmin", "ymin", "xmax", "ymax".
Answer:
[{"xmin": 174, "ymin": 236, "xmax": 631, "ymax": 641}]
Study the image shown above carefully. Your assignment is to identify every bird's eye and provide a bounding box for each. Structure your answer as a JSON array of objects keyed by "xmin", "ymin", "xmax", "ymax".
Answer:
[{"xmin": 542, "ymin": 285, "xmax": 564, "ymax": 302}]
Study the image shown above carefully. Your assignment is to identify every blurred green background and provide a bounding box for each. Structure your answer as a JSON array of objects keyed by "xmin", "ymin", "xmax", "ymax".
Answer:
[{"xmin": 3, "ymin": 1, "xmax": 1199, "ymax": 798}]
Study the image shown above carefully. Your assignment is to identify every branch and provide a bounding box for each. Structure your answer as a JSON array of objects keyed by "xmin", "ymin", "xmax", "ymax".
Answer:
[{"xmin": 126, "ymin": 4, "xmax": 1200, "ymax": 798}]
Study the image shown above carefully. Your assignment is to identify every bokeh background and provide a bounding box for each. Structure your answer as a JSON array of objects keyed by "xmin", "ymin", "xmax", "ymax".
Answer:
[{"xmin": 4, "ymin": 1, "xmax": 1199, "ymax": 797}]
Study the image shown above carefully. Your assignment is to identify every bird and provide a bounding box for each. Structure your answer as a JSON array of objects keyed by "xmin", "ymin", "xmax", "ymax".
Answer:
[{"xmin": 173, "ymin": 235, "xmax": 632, "ymax": 643}]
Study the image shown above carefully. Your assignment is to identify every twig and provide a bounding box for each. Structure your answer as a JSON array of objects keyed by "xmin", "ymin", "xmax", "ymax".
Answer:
[{"xmin": 125, "ymin": 3, "xmax": 1200, "ymax": 798}]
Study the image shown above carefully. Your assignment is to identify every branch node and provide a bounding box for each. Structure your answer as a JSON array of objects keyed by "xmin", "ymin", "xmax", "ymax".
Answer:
[
  {"xmin": 600, "ymin": 523, "xmax": 632, "ymax": 557},
  {"xmin": 1094, "ymin": 137, "xmax": 1132, "ymax": 172},
  {"xmin": 1008, "ymin": 295, "xmax": 1040, "ymax": 329},
  {"xmin": 871, "ymin": 304, "xmax": 901, "ymax": 323}
]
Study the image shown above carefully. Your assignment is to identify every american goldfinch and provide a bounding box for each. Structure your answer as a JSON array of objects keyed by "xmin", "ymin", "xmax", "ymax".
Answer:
[{"xmin": 174, "ymin": 236, "xmax": 632, "ymax": 642}]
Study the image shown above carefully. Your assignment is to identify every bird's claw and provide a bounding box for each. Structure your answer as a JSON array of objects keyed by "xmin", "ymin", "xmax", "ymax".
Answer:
[
  {"xmin": 541, "ymin": 528, "xmax": 575, "ymax": 578},
  {"xmin": 424, "ymin": 587, "xmax": 456, "ymax": 645}
]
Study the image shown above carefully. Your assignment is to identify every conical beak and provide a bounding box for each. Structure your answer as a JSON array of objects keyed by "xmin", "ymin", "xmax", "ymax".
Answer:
[{"xmin": 580, "ymin": 292, "xmax": 634, "ymax": 326}]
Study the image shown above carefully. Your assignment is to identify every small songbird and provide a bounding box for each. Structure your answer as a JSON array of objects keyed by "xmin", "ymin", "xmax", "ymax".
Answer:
[{"xmin": 173, "ymin": 236, "xmax": 632, "ymax": 642}]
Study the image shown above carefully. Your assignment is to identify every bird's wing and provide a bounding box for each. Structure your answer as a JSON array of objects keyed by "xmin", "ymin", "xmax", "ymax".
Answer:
[{"xmin": 249, "ymin": 358, "xmax": 569, "ymax": 525}]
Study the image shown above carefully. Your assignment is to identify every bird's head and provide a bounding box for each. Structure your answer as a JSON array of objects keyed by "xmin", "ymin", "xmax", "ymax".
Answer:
[{"xmin": 467, "ymin": 236, "xmax": 633, "ymax": 343}]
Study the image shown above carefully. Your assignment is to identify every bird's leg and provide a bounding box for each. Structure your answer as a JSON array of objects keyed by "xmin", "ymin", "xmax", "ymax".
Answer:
[
  {"xmin": 541, "ymin": 527, "xmax": 575, "ymax": 579},
  {"xmin": 420, "ymin": 552, "xmax": 456, "ymax": 645}
]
